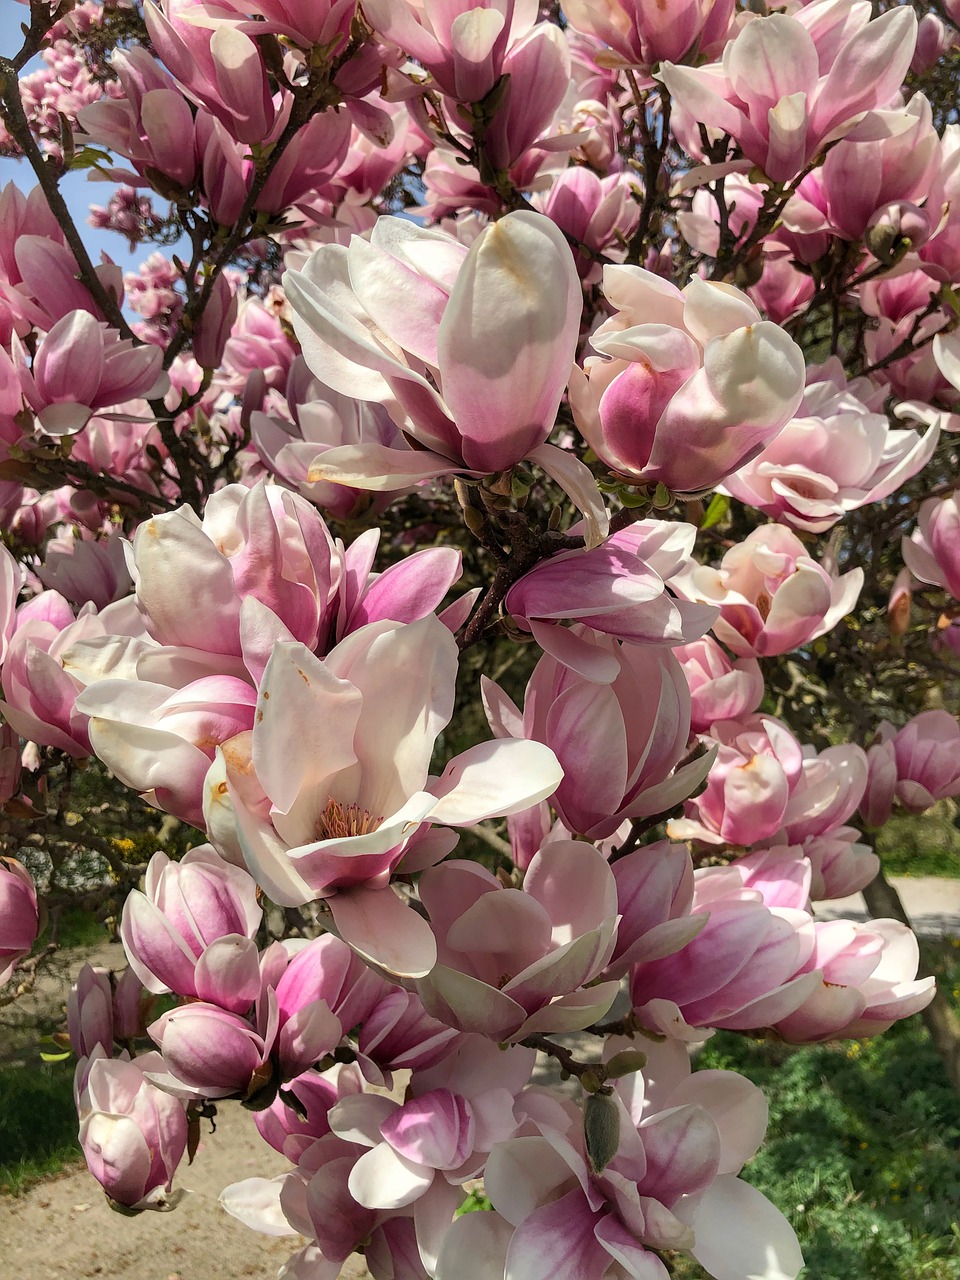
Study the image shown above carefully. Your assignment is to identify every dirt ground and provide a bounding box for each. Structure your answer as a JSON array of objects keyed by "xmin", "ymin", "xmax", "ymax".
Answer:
[{"xmin": 0, "ymin": 940, "xmax": 372, "ymax": 1280}]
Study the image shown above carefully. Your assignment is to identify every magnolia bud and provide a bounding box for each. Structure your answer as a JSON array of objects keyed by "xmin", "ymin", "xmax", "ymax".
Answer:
[{"xmin": 584, "ymin": 1090, "xmax": 620, "ymax": 1173}]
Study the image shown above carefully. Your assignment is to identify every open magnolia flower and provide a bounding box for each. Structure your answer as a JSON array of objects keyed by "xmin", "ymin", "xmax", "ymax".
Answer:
[
  {"xmin": 283, "ymin": 210, "xmax": 582, "ymax": 489},
  {"xmin": 203, "ymin": 614, "xmax": 563, "ymax": 977}
]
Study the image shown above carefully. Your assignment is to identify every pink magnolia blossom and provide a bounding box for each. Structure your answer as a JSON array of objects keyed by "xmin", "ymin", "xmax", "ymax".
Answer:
[
  {"xmin": 199, "ymin": 0, "xmax": 357, "ymax": 51},
  {"xmin": 776, "ymin": 744, "xmax": 868, "ymax": 846},
  {"xmin": 483, "ymin": 630, "xmax": 714, "ymax": 841},
  {"xmin": 76, "ymin": 671, "xmax": 259, "ymax": 826},
  {"xmin": 772, "ymin": 919, "xmax": 935, "ymax": 1042},
  {"xmin": 723, "ymin": 360, "xmax": 939, "ymax": 533},
  {"xmin": 144, "ymin": 0, "xmax": 276, "ymax": 145},
  {"xmin": 564, "ymin": 0, "xmax": 734, "ymax": 69},
  {"xmin": 416, "ymin": 842, "xmax": 621, "ymax": 1041},
  {"xmin": 800, "ymin": 828, "xmax": 880, "ymax": 901},
  {"xmin": 674, "ymin": 636, "xmax": 763, "ymax": 734},
  {"xmin": 817, "ymin": 94, "xmax": 941, "ymax": 242},
  {"xmin": 328, "ymin": 1037, "xmax": 534, "ymax": 1209},
  {"xmin": 149, "ymin": 1002, "xmax": 274, "ymax": 1098},
  {"xmin": 126, "ymin": 481, "xmax": 341, "ymax": 657},
  {"xmin": 891, "ymin": 710, "xmax": 960, "ymax": 813},
  {"xmin": 630, "ymin": 856, "xmax": 819, "ymax": 1040},
  {"xmin": 0, "ymin": 541, "xmax": 23, "ymax": 666},
  {"xmin": 363, "ymin": 0, "xmax": 536, "ymax": 104},
  {"xmin": 284, "ymin": 211, "xmax": 582, "ymax": 488},
  {"xmin": 603, "ymin": 839, "xmax": 699, "ymax": 979},
  {"xmin": 670, "ymin": 524, "xmax": 863, "ymax": 658},
  {"xmin": 120, "ymin": 845, "xmax": 262, "ymax": 1009},
  {"xmin": 568, "ymin": 265, "xmax": 805, "ymax": 495},
  {"xmin": 68, "ymin": 964, "xmax": 116, "ymax": 1063},
  {"xmin": 14, "ymin": 312, "xmax": 166, "ymax": 436},
  {"xmin": 36, "ymin": 533, "xmax": 133, "ymax": 611},
  {"xmin": 253, "ymin": 1063, "xmax": 359, "ymax": 1162},
  {"xmin": 203, "ymin": 614, "xmax": 562, "ymax": 977},
  {"xmin": 484, "ymin": 1037, "xmax": 804, "ymax": 1280},
  {"xmin": 0, "ymin": 856, "xmax": 39, "ymax": 984},
  {"xmin": 860, "ymin": 730, "xmax": 898, "ymax": 829},
  {"xmin": 76, "ymin": 47, "xmax": 200, "ymax": 193},
  {"xmin": 658, "ymin": 4, "xmax": 918, "ymax": 183},
  {"xmin": 534, "ymin": 168, "xmax": 640, "ymax": 283},
  {"xmin": 251, "ymin": 368, "xmax": 409, "ymax": 521},
  {"xmin": 504, "ymin": 523, "xmax": 717, "ymax": 675},
  {"xmin": 220, "ymin": 297, "xmax": 296, "ymax": 393},
  {"xmin": 669, "ymin": 714, "xmax": 804, "ymax": 848},
  {"xmin": 77, "ymin": 1053, "xmax": 188, "ymax": 1208},
  {"xmin": 902, "ymin": 493, "xmax": 960, "ymax": 600},
  {"xmin": 0, "ymin": 591, "xmax": 139, "ymax": 757}
]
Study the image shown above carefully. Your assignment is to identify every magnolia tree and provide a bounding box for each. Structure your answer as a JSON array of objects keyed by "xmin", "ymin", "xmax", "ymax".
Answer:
[{"xmin": 2, "ymin": 0, "xmax": 960, "ymax": 1275}]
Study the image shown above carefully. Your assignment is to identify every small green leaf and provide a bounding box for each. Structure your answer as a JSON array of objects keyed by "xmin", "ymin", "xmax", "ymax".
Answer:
[{"xmin": 700, "ymin": 492, "xmax": 730, "ymax": 529}]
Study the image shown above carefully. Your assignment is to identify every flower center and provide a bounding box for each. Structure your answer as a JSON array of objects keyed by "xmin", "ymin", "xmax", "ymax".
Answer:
[{"xmin": 315, "ymin": 797, "xmax": 383, "ymax": 841}]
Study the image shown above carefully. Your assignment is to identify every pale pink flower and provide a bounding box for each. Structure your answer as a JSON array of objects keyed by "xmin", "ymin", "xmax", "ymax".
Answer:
[
  {"xmin": 902, "ymin": 493, "xmax": 960, "ymax": 601},
  {"xmin": 120, "ymin": 846, "xmax": 262, "ymax": 1009},
  {"xmin": 504, "ymin": 523, "xmax": 717, "ymax": 675},
  {"xmin": 534, "ymin": 168, "xmax": 640, "ymax": 283},
  {"xmin": 0, "ymin": 856, "xmax": 39, "ymax": 985},
  {"xmin": 203, "ymin": 615, "xmax": 562, "ymax": 977},
  {"xmin": 670, "ymin": 524, "xmax": 863, "ymax": 658},
  {"xmin": 14, "ymin": 312, "xmax": 166, "ymax": 436},
  {"xmin": 68, "ymin": 964, "xmax": 114, "ymax": 1061},
  {"xmin": 568, "ymin": 265, "xmax": 805, "ymax": 495},
  {"xmin": 564, "ymin": 0, "xmax": 735, "ymax": 69},
  {"xmin": 362, "ymin": 0, "xmax": 536, "ymax": 103},
  {"xmin": 328, "ymin": 1037, "xmax": 534, "ymax": 1208},
  {"xmin": 284, "ymin": 211, "xmax": 582, "ymax": 488},
  {"xmin": 723, "ymin": 361, "xmax": 939, "ymax": 533},
  {"xmin": 251, "ymin": 367, "xmax": 408, "ymax": 521},
  {"xmin": 77, "ymin": 1054, "xmax": 188, "ymax": 1208},
  {"xmin": 630, "ymin": 856, "xmax": 819, "ymax": 1039},
  {"xmin": 659, "ymin": 4, "xmax": 918, "ymax": 183},
  {"xmin": 772, "ymin": 919, "xmax": 935, "ymax": 1042},
  {"xmin": 483, "ymin": 630, "xmax": 713, "ymax": 841},
  {"xmin": 484, "ymin": 1037, "xmax": 803, "ymax": 1280},
  {"xmin": 891, "ymin": 710, "xmax": 960, "ymax": 813},
  {"xmin": 37, "ymin": 533, "xmax": 133, "ymax": 610},
  {"xmin": 416, "ymin": 842, "xmax": 621, "ymax": 1041},
  {"xmin": 669, "ymin": 714, "xmax": 804, "ymax": 848},
  {"xmin": 674, "ymin": 636, "xmax": 763, "ymax": 734},
  {"xmin": 126, "ymin": 482, "xmax": 342, "ymax": 658}
]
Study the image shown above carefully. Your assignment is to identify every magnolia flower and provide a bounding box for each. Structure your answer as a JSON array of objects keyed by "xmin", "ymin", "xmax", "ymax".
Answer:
[
  {"xmin": 902, "ymin": 493, "xmax": 960, "ymax": 600},
  {"xmin": 417, "ymin": 843, "xmax": 621, "ymax": 1041},
  {"xmin": 283, "ymin": 211, "xmax": 583, "ymax": 489},
  {"xmin": 120, "ymin": 846, "xmax": 262, "ymax": 1009},
  {"xmin": 483, "ymin": 630, "xmax": 713, "ymax": 841},
  {"xmin": 204, "ymin": 614, "xmax": 563, "ymax": 977},
  {"xmin": 568, "ymin": 266, "xmax": 805, "ymax": 495},
  {"xmin": 723, "ymin": 361, "xmax": 939, "ymax": 532},
  {"xmin": 0, "ymin": 856, "xmax": 39, "ymax": 985},
  {"xmin": 659, "ymin": 4, "xmax": 918, "ymax": 184},
  {"xmin": 670, "ymin": 524, "xmax": 863, "ymax": 658},
  {"xmin": 77, "ymin": 1053, "xmax": 188, "ymax": 1209},
  {"xmin": 484, "ymin": 1036, "xmax": 804, "ymax": 1280}
]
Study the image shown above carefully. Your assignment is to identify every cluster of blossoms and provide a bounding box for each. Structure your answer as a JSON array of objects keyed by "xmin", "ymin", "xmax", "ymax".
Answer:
[{"xmin": 2, "ymin": 0, "xmax": 960, "ymax": 1277}]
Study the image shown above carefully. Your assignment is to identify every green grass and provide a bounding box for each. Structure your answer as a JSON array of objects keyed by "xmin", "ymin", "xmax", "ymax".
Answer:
[
  {"xmin": 0, "ymin": 1059, "xmax": 81, "ymax": 1195},
  {"xmin": 43, "ymin": 904, "xmax": 112, "ymax": 950},
  {"xmin": 876, "ymin": 809, "xmax": 960, "ymax": 878}
]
